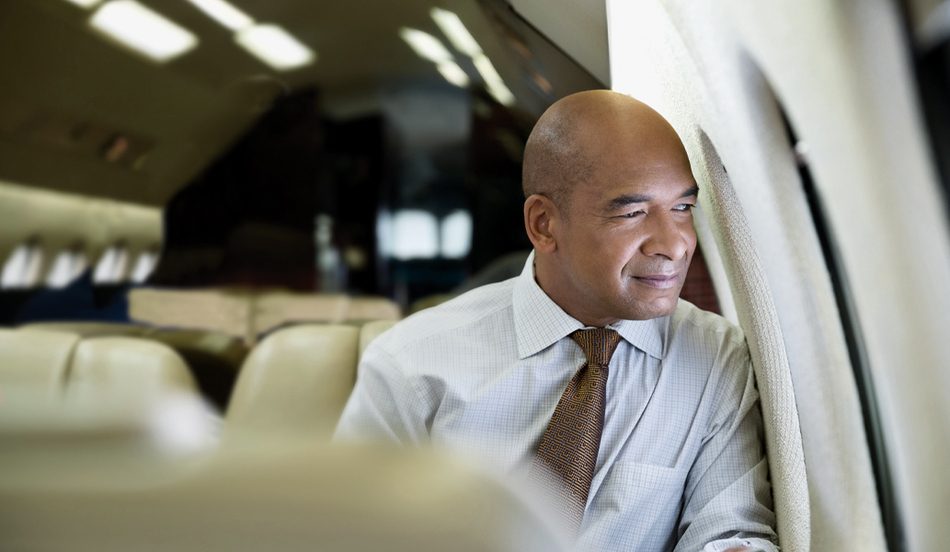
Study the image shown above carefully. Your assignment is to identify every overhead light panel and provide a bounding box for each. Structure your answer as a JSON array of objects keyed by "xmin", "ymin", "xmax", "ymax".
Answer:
[
  {"xmin": 437, "ymin": 61, "xmax": 470, "ymax": 88},
  {"xmin": 441, "ymin": 210, "xmax": 473, "ymax": 258},
  {"xmin": 90, "ymin": 0, "xmax": 198, "ymax": 62},
  {"xmin": 430, "ymin": 8, "xmax": 481, "ymax": 57},
  {"xmin": 399, "ymin": 28, "xmax": 453, "ymax": 63},
  {"xmin": 473, "ymin": 54, "xmax": 515, "ymax": 106},
  {"xmin": 184, "ymin": 0, "xmax": 254, "ymax": 31},
  {"xmin": 236, "ymin": 23, "xmax": 315, "ymax": 71},
  {"xmin": 390, "ymin": 210, "xmax": 439, "ymax": 260},
  {"xmin": 63, "ymin": 0, "xmax": 104, "ymax": 8}
]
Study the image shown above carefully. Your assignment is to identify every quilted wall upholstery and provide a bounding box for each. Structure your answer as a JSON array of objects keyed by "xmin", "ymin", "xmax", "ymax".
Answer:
[
  {"xmin": 720, "ymin": 2, "xmax": 950, "ymax": 549},
  {"xmin": 600, "ymin": 0, "xmax": 949, "ymax": 549}
]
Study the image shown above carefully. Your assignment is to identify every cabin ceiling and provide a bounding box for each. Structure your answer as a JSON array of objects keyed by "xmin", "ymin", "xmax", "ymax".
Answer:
[
  {"xmin": 509, "ymin": 0, "xmax": 609, "ymax": 85},
  {"xmin": 0, "ymin": 0, "xmax": 607, "ymax": 208}
]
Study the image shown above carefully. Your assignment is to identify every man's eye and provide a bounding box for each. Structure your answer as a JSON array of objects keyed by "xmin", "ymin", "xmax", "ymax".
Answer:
[
  {"xmin": 619, "ymin": 210, "xmax": 646, "ymax": 218},
  {"xmin": 673, "ymin": 204, "xmax": 695, "ymax": 212}
]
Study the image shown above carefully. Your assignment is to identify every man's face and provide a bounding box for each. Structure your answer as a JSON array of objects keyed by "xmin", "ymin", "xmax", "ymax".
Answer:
[{"xmin": 548, "ymin": 151, "xmax": 698, "ymax": 325}]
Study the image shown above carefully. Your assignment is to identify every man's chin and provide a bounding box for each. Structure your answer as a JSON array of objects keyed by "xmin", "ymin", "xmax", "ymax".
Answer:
[{"xmin": 625, "ymin": 296, "xmax": 679, "ymax": 321}]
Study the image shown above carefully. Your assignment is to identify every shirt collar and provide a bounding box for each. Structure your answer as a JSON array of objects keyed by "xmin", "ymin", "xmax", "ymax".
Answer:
[{"xmin": 512, "ymin": 251, "xmax": 668, "ymax": 360}]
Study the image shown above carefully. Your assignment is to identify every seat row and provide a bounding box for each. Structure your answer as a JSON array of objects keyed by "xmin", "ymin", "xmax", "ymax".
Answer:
[
  {"xmin": 0, "ymin": 327, "xmax": 196, "ymax": 398},
  {"xmin": 0, "ymin": 320, "xmax": 396, "ymax": 441},
  {"xmin": 129, "ymin": 287, "xmax": 401, "ymax": 343},
  {"xmin": 0, "ymin": 322, "xmax": 563, "ymax": 552}
]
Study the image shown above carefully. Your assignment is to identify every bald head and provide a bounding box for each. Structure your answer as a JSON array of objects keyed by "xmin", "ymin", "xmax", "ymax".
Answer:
[
  {"xmin": 522, "ymin": 90, "xmax": 690, "ymax": 211},
  {"xmin": 521, "ymin": 91, "xmax": 698, "ymax": 325}
]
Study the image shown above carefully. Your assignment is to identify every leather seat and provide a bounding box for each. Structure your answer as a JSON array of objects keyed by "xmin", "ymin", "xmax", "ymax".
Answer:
[
  {"xmin": 144, "ymin": 328, "xmax": 245, "ymax": 411},
  {"xmin": 21, "ymin": 322, "xmax": 245, "ymax": 411},
  {"xmin": 0, "ymin": 440, "xmax": 564, "ymax": 552},
  {"xmin": 348, "ymin": 297, "xmax": 401, "ymax": 322},
  {"xmin": 20, "ymin": 321, "xmax": 148, "ymax": 337},
  {"xmin": 67, "ymin": 337, "xmax": 198, "ymax": 398},
  {"xmin": 129, "ymin": 287, "xmax": 401, "ymax": 342},
  {"xmin": 225, "ymin": 324, "xmax": 359, "ymax": 440},
  {"xmin": 0, "ymin": 328, "xmax": 80, "ymax": 392}
]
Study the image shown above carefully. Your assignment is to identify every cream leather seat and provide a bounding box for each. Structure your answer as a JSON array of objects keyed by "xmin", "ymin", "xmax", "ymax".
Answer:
[
  {"xmin": 19, "ymin": 321, "xmax": 148, "ymax": 337},
  {"xmin": 67, "ymin": 337, "xmax": 198, "ymax": 398},
  {"xmin": 21, "ymin": 323, "xmax": 245, "ymax": 411},
  {"xmin": 129, "ymin": 288, "xmax": 401, "ymax": 343},
  {"xmin": 225, "ymin": 324, "xmax": 359, "ymax": 439},
  {"xmin": 0, "ymin": 328, "xmax": 80, "ymax": 392},
  {"xmin": 0, "ymin": 441, "xmax": 563, "ymax": 552},
  {"xmin": 348, "ymin": 297, "xmax": 401, "ymax": 322},
  {"xmin": 144, "ymin": 328, "xmax": 245, "ymax": 411}
]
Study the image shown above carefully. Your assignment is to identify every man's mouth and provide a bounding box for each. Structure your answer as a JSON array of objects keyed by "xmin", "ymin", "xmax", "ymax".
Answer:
[{"xmin": 633, "ymin": 273, "xmax": 679, "ymax": 289}]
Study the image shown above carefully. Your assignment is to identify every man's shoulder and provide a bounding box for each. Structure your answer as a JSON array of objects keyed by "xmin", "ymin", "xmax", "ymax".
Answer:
[
  {"xmin": 373, "ymin": 278, "xmax": 517, "ymax": 356},
  {"xmin": 669, "ymin": 299, "xmax": 749, "ymax": 358},
  {"xmin": 666, "ymin": 301, "xmax": 753, "ymax": 406}
]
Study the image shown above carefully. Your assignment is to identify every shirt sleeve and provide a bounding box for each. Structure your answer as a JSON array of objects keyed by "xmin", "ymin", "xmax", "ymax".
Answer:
[
  {"xmin": 674, "ymin": 342, "xmax": 780, "ymax": 552},
  {"xmin": 333, "ymin": 340, "xmax": 431, "ymax": 444}
]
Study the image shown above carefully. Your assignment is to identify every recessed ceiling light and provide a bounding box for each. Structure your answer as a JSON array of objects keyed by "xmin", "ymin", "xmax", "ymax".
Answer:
[
  {"xmin": 430, "ymin": 8, "xmax": 481, "ymax": 57},
  {"xmin": 90, "ymin": 0, "xmax": 198, "ymax": 63},
  {"xmin": 183, "ymin": 0, "xmax": 254, "ymax": 31},
  {"xmin": 399, "ymin": 28, "xmax": 453, "ymax": 64},
  {"xmin": 63, "ymin": 0, "xmax": 104, "ymax": 8},
  {"xmin": 437, "ymin": 61, "xmax": 470, "ymax": 88},
  {"xmin": 473, "ymin": 54, "xmax": 515, "ymax": 106},
  {"xmin": 235, "ymin": 23, "xmax": 316, "ymax": 71}
]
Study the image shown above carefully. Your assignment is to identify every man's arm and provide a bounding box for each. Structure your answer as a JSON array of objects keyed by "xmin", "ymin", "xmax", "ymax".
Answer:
[
  {"xmin": 674, "ymin": 345, "xmax": 779, "ymax": 552},
  {"xmin": 334, "ymin": 342, "xmax": 431, "ymax": 444}
]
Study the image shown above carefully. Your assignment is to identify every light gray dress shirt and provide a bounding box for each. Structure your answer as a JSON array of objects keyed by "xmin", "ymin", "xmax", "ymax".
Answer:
[{"xmin": 336, "ymin": 254, "xmax": 778, "ymax": 552}]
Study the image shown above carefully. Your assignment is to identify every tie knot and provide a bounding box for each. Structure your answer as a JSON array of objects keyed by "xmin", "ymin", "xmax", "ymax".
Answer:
[{"xmin": 570, "ymin": 328, "xmax": 621, "ymax": 367}]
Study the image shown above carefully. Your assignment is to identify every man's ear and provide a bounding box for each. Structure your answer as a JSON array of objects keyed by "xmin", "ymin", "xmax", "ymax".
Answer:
[{"xmin": 523, "ymin": 194, "xmax": 560, "ymax": 253}]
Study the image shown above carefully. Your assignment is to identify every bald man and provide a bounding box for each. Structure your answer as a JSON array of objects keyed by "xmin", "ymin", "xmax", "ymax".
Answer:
[{"xmin": 336, "ymin": 91, "xmax": 778, "ymax": 551}]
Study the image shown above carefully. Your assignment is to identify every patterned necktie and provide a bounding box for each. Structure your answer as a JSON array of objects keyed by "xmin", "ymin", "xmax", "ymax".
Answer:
[{"xmin": 532, "ymin": 328, "xmax": 622, "ymax": 530}]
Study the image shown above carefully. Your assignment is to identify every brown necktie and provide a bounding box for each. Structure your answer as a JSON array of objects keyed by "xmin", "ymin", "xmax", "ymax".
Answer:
[{"xmin": 532, "ymin": 328, "xmax": 622, "ymax": 529}]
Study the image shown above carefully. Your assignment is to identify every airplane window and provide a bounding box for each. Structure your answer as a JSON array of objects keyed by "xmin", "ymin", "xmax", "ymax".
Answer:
[
  {"xmin": 780, "ymin": 106, "xmax": 904, "ymax": 549},
  {"xmin": 376, "ymin": 210, "xmax": 395, "ymax": 260},
  {"xmin": 389, "ymin": 210, "xmax": 440, "ymax": 260},
  {"xmin": 92, "ymin": 244, "xmax": 130, "ymax": 284},
  {"xmin": 130, "ymin": 249, "xmax": 159, "ymax": 283},
  {"xmin": 45, "ymin": 247, "xmax": 88, "ymax": 288},
  {"xmin": 1, "ymin": 241, "xmax": 44, "ymax": 289},
  {"xmin": 440, "ymin": 209, "xmax": 473, "ymax": 258}
]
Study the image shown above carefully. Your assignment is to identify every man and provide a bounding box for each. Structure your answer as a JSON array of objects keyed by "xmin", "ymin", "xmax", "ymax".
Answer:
[{"xmin": 336, "ymin": 90, "xmax": 778, "ymax": 551}]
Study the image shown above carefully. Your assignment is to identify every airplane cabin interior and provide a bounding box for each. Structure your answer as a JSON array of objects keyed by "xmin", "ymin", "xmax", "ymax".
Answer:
[{"xmin": 0, "ymin": 0, "xmax": 948, "ymax": 550}]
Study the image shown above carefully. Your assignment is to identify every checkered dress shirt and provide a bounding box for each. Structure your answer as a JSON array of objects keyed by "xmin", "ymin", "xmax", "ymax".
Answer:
[{"xmin": 336, "ymin": 252, "xmax": 778, "ymax": 552}]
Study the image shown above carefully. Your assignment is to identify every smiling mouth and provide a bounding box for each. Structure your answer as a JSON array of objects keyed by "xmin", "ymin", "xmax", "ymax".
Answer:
[{"xmin": 633, "ymin": 274, "xmax": 680, "ymax": 289}]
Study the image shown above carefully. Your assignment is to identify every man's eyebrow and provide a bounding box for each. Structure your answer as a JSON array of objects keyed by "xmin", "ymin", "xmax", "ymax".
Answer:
[
  {"xmin": 680, "ymin": 185, "xmax": 700, "ymax": 199},
  {"xmin": 605, "ymin": 185, "xmax": 700, "ymax": 210},
  {"xmin": 606, "ymin": 194, "xmax": 651, "ymax": 210}
]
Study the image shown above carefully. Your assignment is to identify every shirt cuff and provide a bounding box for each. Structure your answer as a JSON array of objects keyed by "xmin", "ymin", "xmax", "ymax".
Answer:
[{"xmin": 703, "ymin": 537, "xmax": 779, "ymax": 552}]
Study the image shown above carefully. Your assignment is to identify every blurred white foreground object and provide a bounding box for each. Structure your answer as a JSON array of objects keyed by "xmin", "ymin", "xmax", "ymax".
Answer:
[{"xmin": 0, "ymin": 418, "xmax": 564, "ymax": 552}]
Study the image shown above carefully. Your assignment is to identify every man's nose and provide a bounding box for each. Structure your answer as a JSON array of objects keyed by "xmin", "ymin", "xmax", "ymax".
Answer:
[{"xmin": 640, "ymin": 214, "xmax": 691, "ymax": 260}]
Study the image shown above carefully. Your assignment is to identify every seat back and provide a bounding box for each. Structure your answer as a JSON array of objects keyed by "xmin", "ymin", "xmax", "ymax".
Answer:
[
  {"xmin": 0, "ymin": 328, "xmax": 80, "ymax": 391},
  {"xmin": 128, "ymin": 288, "xmax": 254, "ymax": 341},
  {"xmin": 144, "ymin": 328, "xmax": 245, "ymax": 411},
  {"xmin": 20, "ymin": 321, "xmax": 148, "ymax": 337},
  {"xmin": 130, "ymin": 287, "xmax": 401, "ymax": 343},
  {"xmin": 348, "ymin": 297, "xmax": 401, "ymax": 322},
  {"xmin": 68, "ymin": 337, "xmax": 198, "ymax": 398},
  {"xmin": 226, "ymin": 324, "xmax": 359, "ymax": 439},
  {"xmin": 22, "ymin": 323, "xmax": 245, "ymax": 411},
  {"xmin": 0, "ymin": 442, "xmax": 564, "ymax": 552},
  {"xmin": 254, "ymin": 292, "xmax": 349, "ymax": 333}
]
